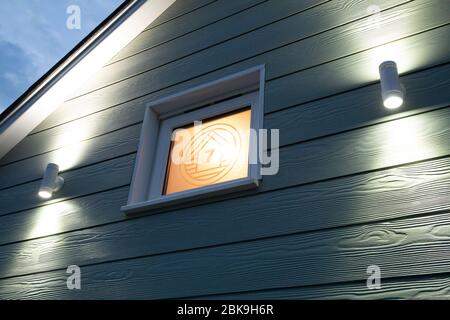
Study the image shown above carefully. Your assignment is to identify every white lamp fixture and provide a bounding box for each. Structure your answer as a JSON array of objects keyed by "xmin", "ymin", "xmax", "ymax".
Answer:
[
  {"xmin": 38, "ymin": 163, "xmax": 64, "ymax": 199},
  {"xmin": 379, "ymin": 61, "xmax": 405, "ymax": 109}
]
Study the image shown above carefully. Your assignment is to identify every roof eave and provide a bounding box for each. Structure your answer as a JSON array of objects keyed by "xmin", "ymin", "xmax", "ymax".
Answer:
[{"xmin": 0, "ymin": 0, "xmax": 175, "ymax": 160}]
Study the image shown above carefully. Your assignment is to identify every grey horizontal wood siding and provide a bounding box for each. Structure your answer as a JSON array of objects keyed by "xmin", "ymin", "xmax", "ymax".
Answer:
[
  {"xmin": 113, "ymin": 0, "xmax": 267, "ymax": 62},
  {"xmin": 0, "ymin": 0, "xmax": 450, "ymax": 299},
  {"xmin": 197, "ymin": 274, "xmax": 450, "ymax": 300},
  {"xmin": 145, "ymin": 0, "xmax": 217, "ymax": 31},
  {"xmin": 2, "ymin": 205, "xmax": 450, "ymax": 299},
  {"xmin": 1, "ymin": 155, "xmax": 450, "ymax": 280}
]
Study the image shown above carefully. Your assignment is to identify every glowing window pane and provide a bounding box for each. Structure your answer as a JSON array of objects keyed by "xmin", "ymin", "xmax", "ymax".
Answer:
[{"xmin": 164, "ymin": 107, "xmax": 251, "ymax": 195}]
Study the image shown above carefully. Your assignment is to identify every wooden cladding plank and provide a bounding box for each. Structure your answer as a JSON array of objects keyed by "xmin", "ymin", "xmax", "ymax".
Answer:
[
  {"xmin": 112, "ymin": 0, "xmax": 268, "ymax": 63},
  {"xmin": 4, "ymin": 273, "xmax": 450, "ymax": 301},
  {"xmin": 3, "ymin": 204, "xmax": 450, "ymax": 298},
  {"xmin": 145, "ymin": 0, "xmax": 216, "ymax": 30},
  {"xmin": 14, "ymin": 62, "xmax": 449, "ymax": 171},
  {"xmin": 0, "ymin": 125, "xmax": 141, "ymax": 190},
  {"xmin": 197, "ymin": 274, "xmax": 450, "ymax": 300},
  {"xmin": 72, "ymin": 0, "xmax": 409, "ymax": 98},
  {"xmin": 34, "ymin": 1, "xmax": 449, "ymax": 134},
  {"xmin": 1, "ymin": 152, "xmax": 450, "ymax": 279},
  {"xmin": 0, "ymin": 187, "xmax": 128, "ymax": 246},
  {"xmin": 0, "ymin": 154, "xmax": 134, "ymax": 217}
]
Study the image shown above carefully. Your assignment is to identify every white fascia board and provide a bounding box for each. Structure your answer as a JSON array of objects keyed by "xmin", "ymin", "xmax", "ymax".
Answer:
[{"xmin": 0, "ymin": 0, "xmax": 175, "ymax": 160}]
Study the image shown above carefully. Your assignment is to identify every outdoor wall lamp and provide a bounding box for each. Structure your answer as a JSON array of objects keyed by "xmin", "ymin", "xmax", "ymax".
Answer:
[
  {"xmin": 38, "ymin": 163, "xmax": 64, "ymax": 199},
  {"xmin": 379, "ymin": 61, "xmax": 405, "ymax": 109}
]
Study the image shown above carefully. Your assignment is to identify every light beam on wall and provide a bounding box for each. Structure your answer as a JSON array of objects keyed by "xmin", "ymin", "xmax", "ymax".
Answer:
[
  {"xmin": 378, "ymin": 116, "xmax": 435, "ymax": 167},
  {"xmin": 27, "ymin": 202, "xmax": 77, "ymax": 239},
  {"xmin": 52, "ymin": 124, "xmax": 93, "ymax": 171}
]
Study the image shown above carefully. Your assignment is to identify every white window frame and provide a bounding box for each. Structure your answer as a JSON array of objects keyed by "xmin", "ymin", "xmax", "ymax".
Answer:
[{"xmin": 121, "ymin": 65, "xmax": 265, "ymax": 215}]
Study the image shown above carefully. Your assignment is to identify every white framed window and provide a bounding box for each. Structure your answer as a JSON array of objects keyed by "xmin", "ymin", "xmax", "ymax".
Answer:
[{"xmin": 121, "ymin": 65, "xmax": 265, "ymax": 215}]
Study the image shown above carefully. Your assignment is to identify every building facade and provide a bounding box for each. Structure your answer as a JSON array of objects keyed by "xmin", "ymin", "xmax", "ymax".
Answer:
[{"xmin": 0, "ymin": 0, "xmax": 450, "ymax": 299}]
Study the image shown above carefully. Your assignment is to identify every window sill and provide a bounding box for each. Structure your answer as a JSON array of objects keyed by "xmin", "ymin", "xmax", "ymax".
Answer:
[{"xmin": 121, "ymin": 177, "xmax": 259, "ymax": 216}]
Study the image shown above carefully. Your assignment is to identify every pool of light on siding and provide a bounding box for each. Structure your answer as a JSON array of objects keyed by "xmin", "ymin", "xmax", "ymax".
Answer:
[
  {"xmin": 27, "ymin": 202, "xmax": 78, "ymax": 239},
  {"xmin": 377, "ymin": 115, "xmax": 436, "ymax": 168}
]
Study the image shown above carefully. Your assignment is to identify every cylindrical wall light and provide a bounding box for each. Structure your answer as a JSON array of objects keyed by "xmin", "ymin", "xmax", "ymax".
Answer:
[
  {"xmin": 379, "ymin": 61, "xmax": 405, "ymax": 109},
  {"xmin": 38, "ymin": 163, "xmax": 64, "ymax": 199}
]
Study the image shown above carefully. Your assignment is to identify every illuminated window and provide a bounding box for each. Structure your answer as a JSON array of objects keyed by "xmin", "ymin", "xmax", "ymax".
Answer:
[
  {"xmin": 164, "ymin": 107, "xmax": 251, "ymax": 195},
  {"xmin": 121, "ymin": 66, "xmax": 265, "ymax": 215}
]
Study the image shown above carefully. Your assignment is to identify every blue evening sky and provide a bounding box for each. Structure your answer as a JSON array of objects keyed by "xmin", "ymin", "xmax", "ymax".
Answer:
[{"xmin": 0, "ymin": 0, "xmax": 124, "ymax": 114}]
